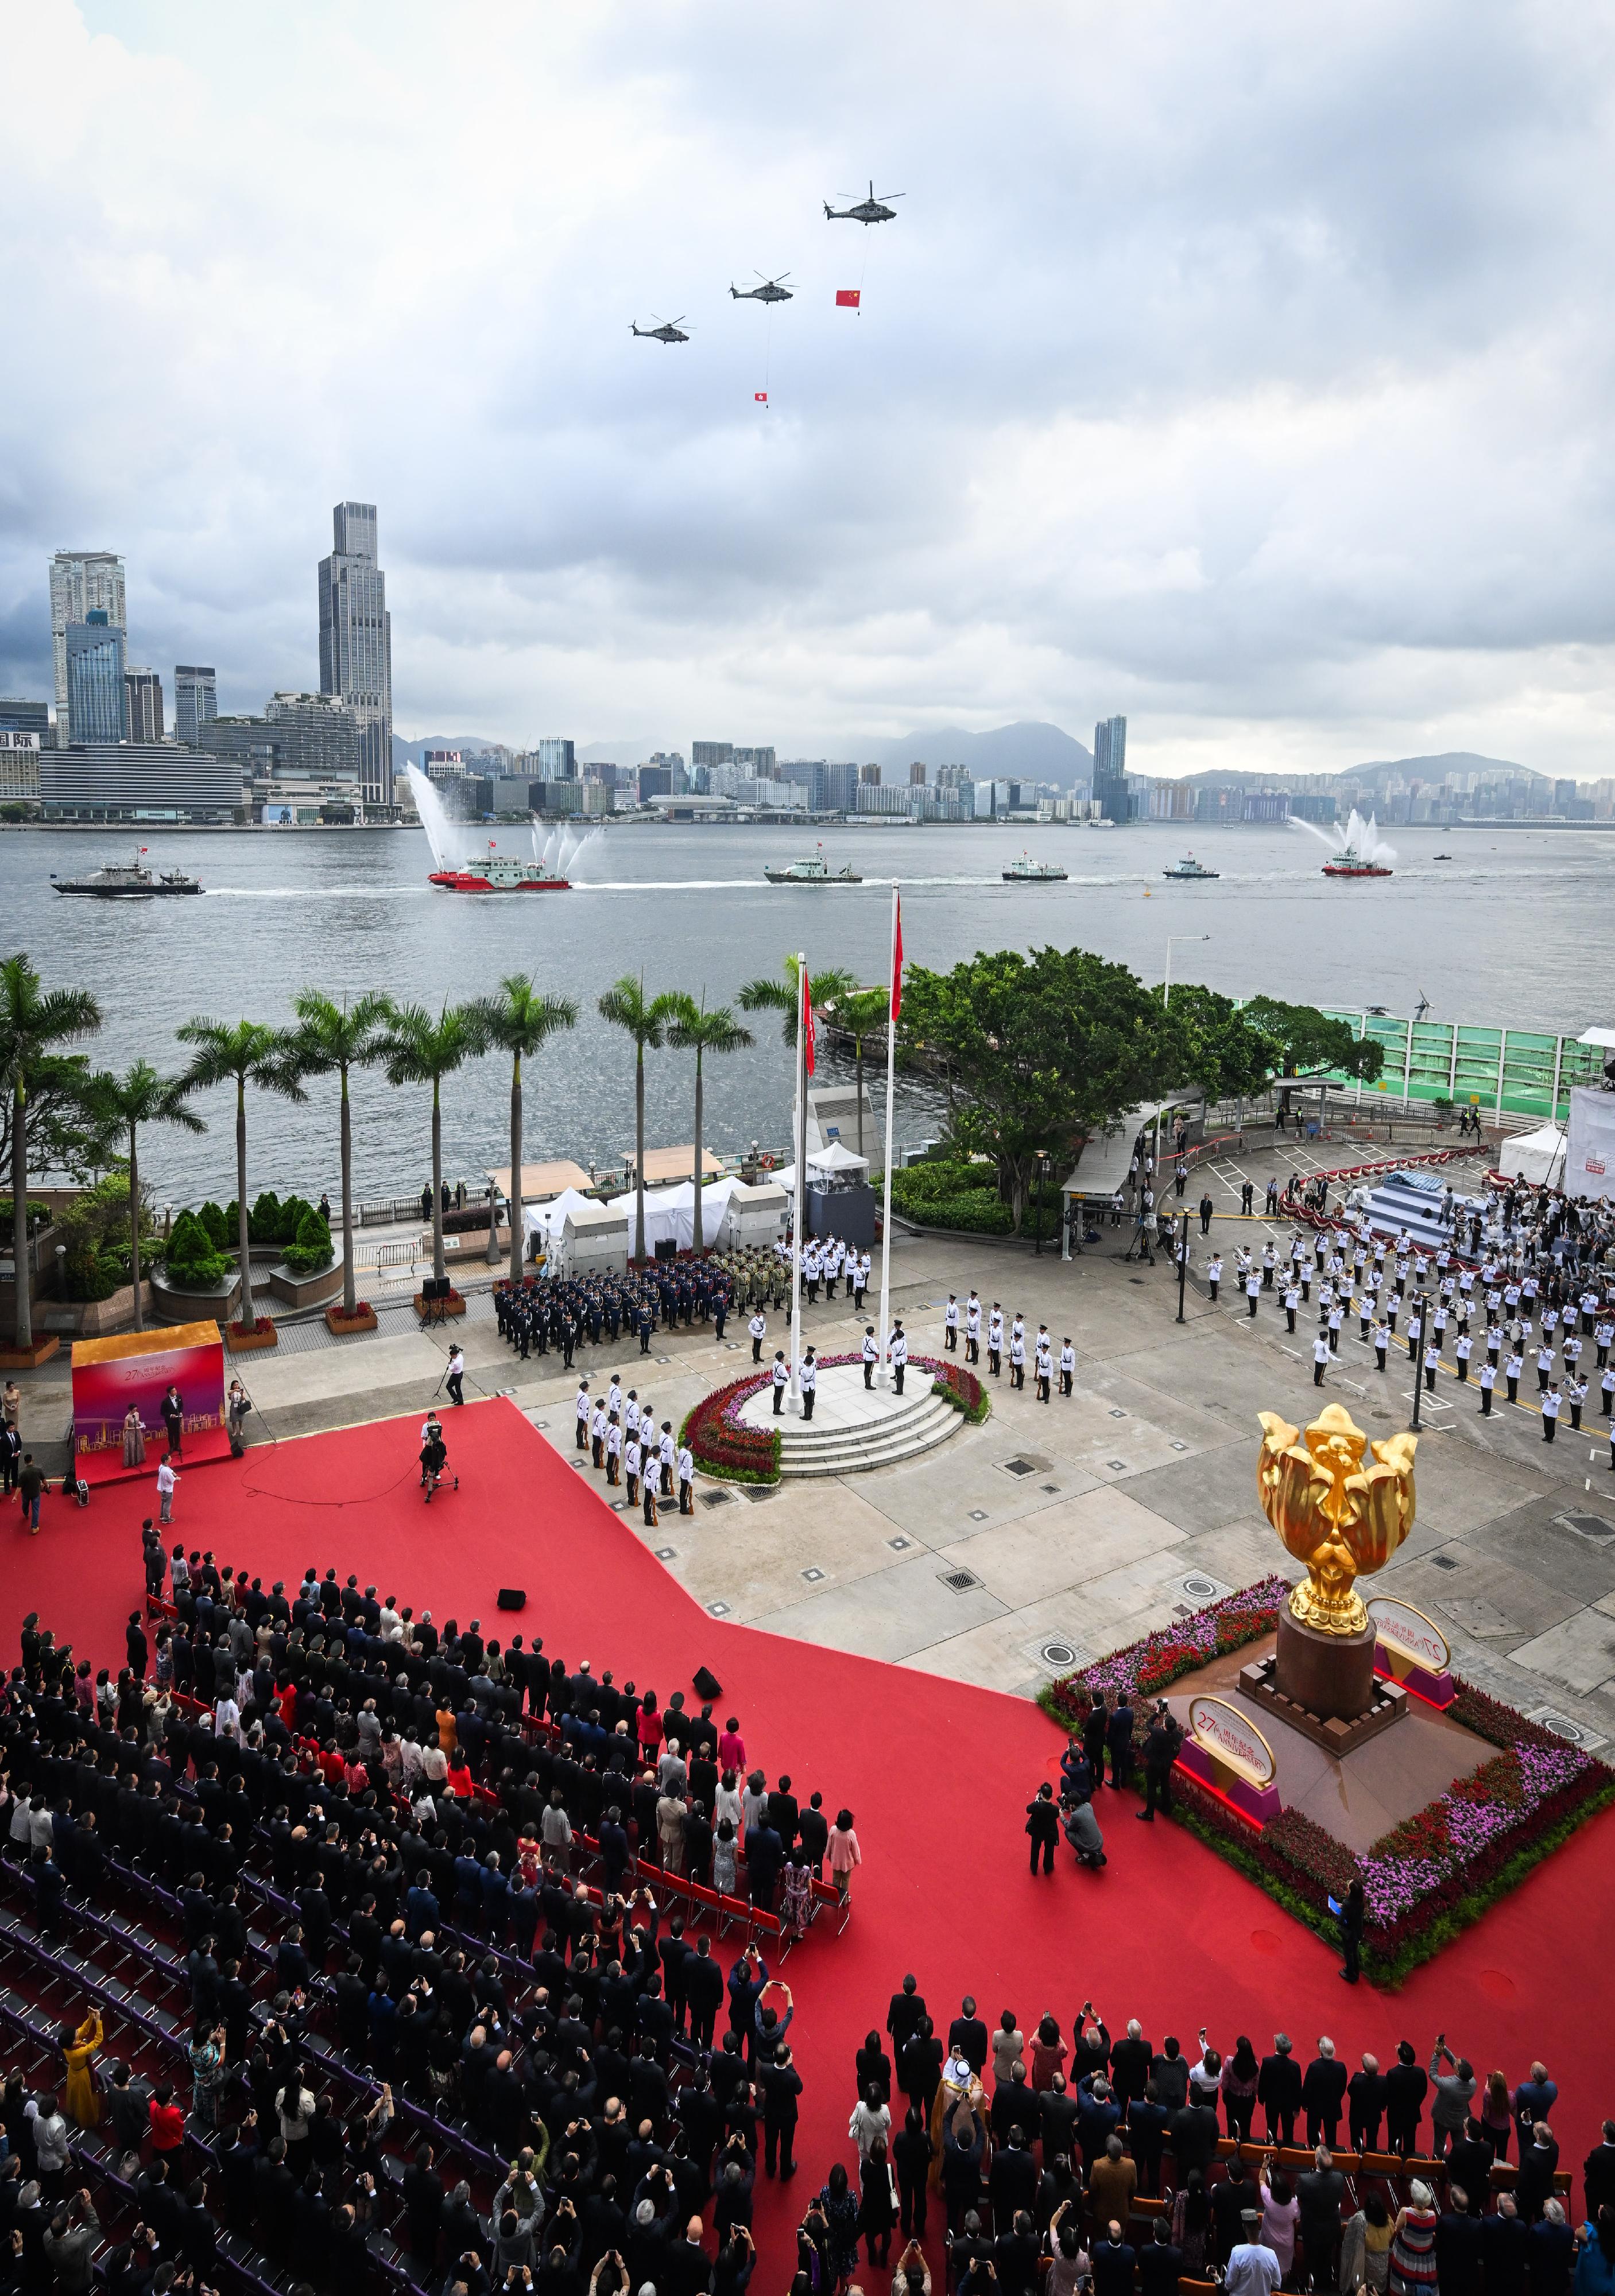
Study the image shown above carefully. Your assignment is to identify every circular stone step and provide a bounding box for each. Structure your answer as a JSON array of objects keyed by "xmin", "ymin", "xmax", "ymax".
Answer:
[{"xmin": 736, "ymin": 1361, "xmax": 966, "ymax": 1478}]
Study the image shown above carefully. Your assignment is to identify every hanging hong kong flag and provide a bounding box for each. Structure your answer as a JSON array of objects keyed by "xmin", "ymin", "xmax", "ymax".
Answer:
[
  {"xmin": 754, "ymin": 391, "xmax": 769, "ymax": 404},
  {"xmin": 835, "ymin": 289, "xmax": 861, "ymax": 309},
  {"xmin": 802, "ymin": 967, "xmax": 816, "ymax": 1077},
  {"xmin": 891, "ymin": 891, "xmax": 904, "ymax": 1022}
]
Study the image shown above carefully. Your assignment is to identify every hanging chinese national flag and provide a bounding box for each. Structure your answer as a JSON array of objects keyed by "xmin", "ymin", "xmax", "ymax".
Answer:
[
  {"xmin": 891, "ymin": 893, "xmax": 904, "ymax": 1022},
  {"xmin": 802, "ymin": 967, "xmax": 816, "ymax": 1077},
  {"xmin": 835, "ymin": 289, "xmax": 861, "ymax": 309},
  {"xmin": 754, "ymin": 390, "xmax": 769, "ymax": 404}
]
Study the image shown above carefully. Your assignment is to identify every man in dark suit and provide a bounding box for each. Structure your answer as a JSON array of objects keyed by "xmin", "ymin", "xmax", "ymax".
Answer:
[
  {"xmin": 888, "ymin": 1976, "xmax": 927, "ymax": 2064},
  {"xmin": 1106, "ymin": 1697, "xmax": 1135, "ymax": 1791},
  {"xmin": 402, "ymin": 2143, "xmax": 444, "ymax": 2266},
  {"xmin": 1110, "ymin": 2020, "xmax": 1153, "ymax": 2107},
  {"xmin": 1258, "ymin": 2034, "xmax": 1303, "ymax": 2146},
  {"xmin": 1447, "ymin": 2124, "xmax": 1494, "ymax": 2219},
  {"xmin": 761, "ymin": 2041, "xmax": 802, "ymax": 2179},
  {"xmin": 1436, "ymin": 2189, "xmax": 1485, "ymax": 2296},
  {"xmin": 1303, "ymin": 2041, "xmax": 1349, "ymax": 2148},
  {"xmin": 1348, "ymin": 2054, "xmax": 1388, "ymax": 2154},
  {"xmin": 1296, "ymin": 2147, "xmax": 1346, "ymax": 2292},
  {"xmin": 1384, "ymin": 2041, "xmax": 1428, "ymax": 2159},
  {"xmin": 948, "ymin": 1998, "xmax": 989, "ymax": 2077}
]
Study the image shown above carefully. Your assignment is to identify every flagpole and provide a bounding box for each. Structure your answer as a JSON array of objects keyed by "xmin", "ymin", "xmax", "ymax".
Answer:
[
  {"xmin": 876, "ymin": 882, "xmax": 898, "ymax": 1389},
  {"xmin": 788, "ymin": 950, "xmax": 806, "ymax": 1413}
]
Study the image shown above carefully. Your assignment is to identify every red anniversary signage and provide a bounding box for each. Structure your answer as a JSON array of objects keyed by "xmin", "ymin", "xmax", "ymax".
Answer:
[{"xmin": 1365, "ymin": 1596, "xmax": 1451, "ymax": 1673}]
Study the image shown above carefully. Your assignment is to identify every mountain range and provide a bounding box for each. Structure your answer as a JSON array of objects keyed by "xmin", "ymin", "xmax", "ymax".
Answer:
[{"xmin": 396, "ymin": 728, "xmax": 1542, "ymax": 791}]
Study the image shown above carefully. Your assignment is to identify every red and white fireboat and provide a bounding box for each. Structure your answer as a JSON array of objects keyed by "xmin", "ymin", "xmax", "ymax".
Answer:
[
  {"xmin": 1321, "ymin": 847, "xmax": 1392, "ymax": 880},
  {"xmin": 428, "ymin": 844, "xmax": 570, "ymax": 894}
]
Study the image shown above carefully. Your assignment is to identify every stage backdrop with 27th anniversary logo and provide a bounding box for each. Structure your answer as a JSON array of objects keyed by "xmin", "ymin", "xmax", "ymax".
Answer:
[{"xmin": 71, "ymin": 1322, "xmax": 225, "ymax": 1456}]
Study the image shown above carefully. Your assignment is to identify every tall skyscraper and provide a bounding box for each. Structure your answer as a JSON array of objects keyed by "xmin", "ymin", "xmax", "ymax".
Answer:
[
  {"xmin": 50, "ymin": 550, "xmax": 126, "ymax": 745},
  {"xmin": 125, "ymin": 668, "xmax": 164, "ymax": 743},
  {"xmin": 537, "ymin": 738, "xmax": 577, "ymax": 781},
  {"xmin": 317, "ymin": 502, "xmax": 393, "ymax": 806},
  {"xmin": 65, "ymin": 612, "xmax": 128, "ymax": 743},
  {"xmin": 174, "ymin": 665, "xmax": 218, "ymax": 748},
  {"xmin": 908, "ymin": 760, "xmax": 927, "ymax": 786},
  {"xmin": 1093, "ymin": 713, "xmax": 1129, "ymax": 823}
]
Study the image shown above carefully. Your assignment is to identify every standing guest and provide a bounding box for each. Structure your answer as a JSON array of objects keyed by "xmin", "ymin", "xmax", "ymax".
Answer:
[
  {"xmin": 1258, "ymin": 2159, "xmax": 1298, "ymax": 2283},
  {"xmin": 122, "ymin": 1405, "xmax": 148, "ymax": 1469},
  {"xmin": 1389, "ymin": 2179, "xmax": 1440, "ymax": 2294},
  {"xmin": 161, "ymin": 1383, "xmax": 184, "ymax": 1457},
  {"xmin": 157, "ymin": 1455, "xmax": 179, "ymax": 1526},
  {"xmin": 61, "ymin": 2011, "xmax": 104, "ymax": 2127},
  {"xmin": 829, "ymin": 1808, "xmax": 861, "ymax": 1905},
  {"xmin": 1430, "ymin": 2038, "xmax": 1477, "ymax": 2158},
  {"xmin": 18, "ymin": 1453, "xmax": 45, "ymax": 1534},
  {"xmin": 1025, "ymin": 1785, "xmax": 1059, "ymax": 1876},
  {"xmin": 1296, "ymin": 2146, "xmax": 1346, "ymax": 2291}
]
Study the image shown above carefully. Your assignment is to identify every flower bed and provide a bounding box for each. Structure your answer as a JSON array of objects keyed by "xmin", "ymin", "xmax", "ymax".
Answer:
[
  {"xmin": 226, "ymin": 1315, "xmax": 278, "ymax": 1353},
  {"xmin": 1041, "ymin": 1578, "xmax": 1614, "ymax": 1986},
  {"xmin": 682, "ymin": 1352, "xmax": 987, "ymax": 1483},
  {"xmin": 1037, "ymin": 1577, "xmax": 1289, "ymax": 1727},
  {"xmin": 325, "ymin": 1299, "xmax": 378, "ymax": 1336}
]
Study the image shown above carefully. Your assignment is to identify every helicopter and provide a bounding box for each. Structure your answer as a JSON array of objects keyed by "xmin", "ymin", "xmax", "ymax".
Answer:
[
  {"xmin": 630, "ymin": 316, "xmax": 690, "ymax": 344},
  {"xmin": 729, "ymin": 273, "xmax": 793, "ymax": 303},
  {"xmin": 824, "ymin": 180, "xmax": 904, "ymax": 224}
]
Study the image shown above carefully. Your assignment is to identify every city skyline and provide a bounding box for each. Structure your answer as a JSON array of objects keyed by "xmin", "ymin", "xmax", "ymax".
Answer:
[{"xmin": 3, "ymin": 7, "xmax": 1614, "ymax": 779}]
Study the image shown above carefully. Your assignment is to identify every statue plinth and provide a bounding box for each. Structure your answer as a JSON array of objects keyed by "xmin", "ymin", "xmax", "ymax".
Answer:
[{"xmin": 1275, "ymin": 1602, "xmax": 1375, "ymax": 1720}]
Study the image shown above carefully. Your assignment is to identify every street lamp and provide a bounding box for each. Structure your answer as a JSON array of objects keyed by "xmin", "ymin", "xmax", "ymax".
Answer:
[{"xmin": 1033, "ymin": 1150, "xmax": 1051, "ymax": 1255}]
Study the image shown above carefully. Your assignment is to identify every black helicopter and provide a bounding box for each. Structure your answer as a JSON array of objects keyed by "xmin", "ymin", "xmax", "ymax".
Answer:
[
  {"xmin": 631, "ymin": 316, "xmax": 690, "ymax": 344},
  {"xmin": 729, "ymin": 273, "xmax": 793, "ymax": 303},
  {"xmin": 823, "ymin": 180, "xmax": 903, "ymax": 224}
]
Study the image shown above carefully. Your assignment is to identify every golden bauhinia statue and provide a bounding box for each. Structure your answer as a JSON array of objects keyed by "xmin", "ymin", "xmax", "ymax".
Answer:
[{"xmin": 1257, "ymin": 1403, "xmax": 1417, "ymax": 1636}]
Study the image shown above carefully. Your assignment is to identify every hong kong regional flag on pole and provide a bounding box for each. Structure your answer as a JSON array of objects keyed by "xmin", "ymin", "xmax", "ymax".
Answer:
[
  {"xmin": 891, "ymin": 893, "xmax": 903, "ymax": 1021},
  {"xmin": 803, "ymin": 967, "xmax": 815, "ymax": 1076}
]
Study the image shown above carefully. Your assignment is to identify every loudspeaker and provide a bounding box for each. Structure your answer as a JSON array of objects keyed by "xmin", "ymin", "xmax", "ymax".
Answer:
[
  {"xmin": 497, "ymin": 1587, "xmax": 526, "ymax": 1611},
  {"xmin": 692, "ymin": 1663, "xmax": 723, "ymax": 1701},
  {"xmin": 422, "ymin": 1275, "xmax": 450, "ymax": 1301},
  {"xmin": 654, "ymin": 1238, "xmax": 678, "ymax": 1261}
]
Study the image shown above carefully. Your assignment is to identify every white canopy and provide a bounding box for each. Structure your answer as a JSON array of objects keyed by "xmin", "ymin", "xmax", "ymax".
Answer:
[
  {"xmin": 807, "ymin": 1140, "xmax": 869, "ymax": 1174},
  {"xmin": 525, "ymin": 1177, "xmax": 746, "ymax": 1255},
  {"xmin": 1496, "ymin": 1124, "xmax": 1568, "ymax": 1188}
]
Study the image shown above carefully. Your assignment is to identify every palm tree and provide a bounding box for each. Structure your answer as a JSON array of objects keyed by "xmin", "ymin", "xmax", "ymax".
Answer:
[
  {"xmin": 0, "ymin": 957, "xmax": 102, "ymax": 1352},
  {"xmin": 820, "ymin": 986, "xmax": 890, "ymax": 1162},
  {"xmin": 379, "ymin": 1002, "xmax": 486, "ymax": 1284},
  {"xmin": 737, "ymin": 956, "xmax": 857, "ymax": 1044},
  {"xmin": 290, "ymin": 990, "xmax": 393, "ymax": 1316},
  {"xmin": 177, "ymin": 1019, "xmax": 307, "ymax": 1331},
  {"xmin": 667, "ymin": 995, "xmax": 754, "ymax": 1254},
  {"xmin": 86, "ymin": 1062, "xmax": 206, "ymax": 1332},
  {"xmin": 470, "ymin": 975, "xmax": 579, "ymax": 1283},
  {"xmin": 598, "ymin": 975, "xmax": 683, "ymax": 1263}
]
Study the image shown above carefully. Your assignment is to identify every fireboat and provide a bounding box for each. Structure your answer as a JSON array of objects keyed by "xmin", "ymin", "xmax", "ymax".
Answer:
[
  {"xmin": 1321, "ymin": 849, "xmax": 1393, "ymax": 880},
  {"xmin": 428, "ymin": 844, "xmax": 570, "ymax": 894}
]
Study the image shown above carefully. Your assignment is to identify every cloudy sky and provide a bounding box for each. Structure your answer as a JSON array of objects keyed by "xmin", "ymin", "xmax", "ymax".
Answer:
[{"xmin": 3, "ymin": 0, "xmax": 1613, "ymax": 778}]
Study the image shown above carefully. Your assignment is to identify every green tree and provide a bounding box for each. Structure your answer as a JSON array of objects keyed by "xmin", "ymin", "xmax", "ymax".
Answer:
[
  {"xmin": 667, "ymin": 995, "xmax": 754, "ymax": 1254},
  {"xmin": 0, "ymin": 956, "xmax": 103, "ymax": 1349},
  {"xmin": 1153, "ymin": 982, "xmax": 1276, "ymax": 1104},
  {"xmin": 900, "ymin": 944, "xmax": 1186, "ymax": 1231},
  {"xmin": 379, "ymin": 1001, "xmax": 486, "ymax": 1285},
  {"xmin": 177, "ymin": 1019, "xmax": 307, "ymax": 1330},
  {"xmin": 291, "ymin": 990, "xmax": 393, "ymax": 1316},
  {"xmin": 85, "ymin": 1061, "xmax": 206, "ymax": 1331},
  {"xmin": 471, "ymin": 974, "xmax": 579, "ymax": 1283},
  {"xmin": 598, "ymin": 975, "xmax": 683, "ymax": 1263},
  {"xmin": 1240, "ymin": 994, "xmax": 1385, "ymax": 1111},
  {"xmin": 819, "ymin": 985, "xmax": 890, "ymax": 1162}
]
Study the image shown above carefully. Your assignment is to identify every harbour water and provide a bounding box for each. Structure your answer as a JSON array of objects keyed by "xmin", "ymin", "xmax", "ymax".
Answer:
[{"xmin": 7, "ymin": 818, "xmax": 1613, "ymax": 1203}]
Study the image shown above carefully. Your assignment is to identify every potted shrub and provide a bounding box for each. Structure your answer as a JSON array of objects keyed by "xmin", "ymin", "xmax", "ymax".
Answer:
[{"xmin": 325, "ymin": 1294, "xmax": 378, "ymax": 1335}]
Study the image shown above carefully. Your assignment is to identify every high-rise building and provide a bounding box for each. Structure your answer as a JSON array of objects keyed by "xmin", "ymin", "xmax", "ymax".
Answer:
[
  {"xmin": 537, "ymin": 738, "xmax": 577, "ymax": 781},
  {"xmin": 692, "ymin": 740, "xmax": 733, "ymax": 771},
  {"xmin": 174, "ymin": 666, "xmax": 217, "ymax": 748},
  {"xmin": 50, "ymin": 550, "xmax": 126, "ymax": 746},
  {"xmin": 125, "ymin": 668, "xmax": 164, "ymax": 744},
  {"xmin": 265, "ymin": 692, "xmax": 362, "ymax": 782},
  {"xmin": 859, "ymin": 763, "xmax": 881, "ymax": 786},
  {"xmin": 317, "ymin": 501, "xmax": 393, "ymax": 806},
  {"xmin": 936, "ymin": 762, "xmax": 971, "ymax": 792},
  {"xmin": 908, "ymin": 761, "xmax": 927, "ymax": 786},
  {"xmin": 1093, "ymin": 714, "xmax": 1129, "ymax": 823},
  {"xmin": 65, "ymin": 612, "xmax": 127, "ymax": 743},
  {"xmin": 0, "ymin": 699, "xmax": 51, "ymax": 739},
  {"xmin": 734, "ymin": 746, "xmax": 776, "ymax": 777},
  {"xmin": 423, "ymin": 748, "xmax": 466, "ymax": 781}
]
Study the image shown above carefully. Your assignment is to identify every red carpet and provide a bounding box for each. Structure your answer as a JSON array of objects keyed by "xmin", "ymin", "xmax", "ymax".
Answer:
[{"xmin": 4, "ymin": 1399, "xmax": 1606, "ymax": 2275}]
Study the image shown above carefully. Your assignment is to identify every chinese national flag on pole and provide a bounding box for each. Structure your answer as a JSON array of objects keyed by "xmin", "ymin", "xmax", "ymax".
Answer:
[
  {"xmin": 802, "ymin": 968, "xmax": 815, "ymax": 1077},
  {"xmin": 754, "ymin": 391, "xmax": 768, "ymax": 403},
  {"xmin": 835, "ymin": 289, "xmax": 861, "ymax": 308},
  {"xmin": 891, "ymin": 893, "xmax": 903, "ymax": 1021}
]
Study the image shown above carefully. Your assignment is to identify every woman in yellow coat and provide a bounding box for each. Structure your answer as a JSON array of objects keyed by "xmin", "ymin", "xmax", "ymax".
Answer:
[{"xmin": 62, "ymin": 2008, "xmax": 104, "ymax": 2127}]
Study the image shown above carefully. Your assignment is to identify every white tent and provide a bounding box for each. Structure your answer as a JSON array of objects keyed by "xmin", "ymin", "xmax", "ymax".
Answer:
[
  {"xmin": 807, "ymin": 1140, "xmax": 869, "ymax": 1174},
  {"xmin": 1497, "ymin": 1124, "xmax": 1568, "ymax": 1188},
  {"xmin": 526, "ymin": 1177, "xmax": 747, "ymax": 1256}
]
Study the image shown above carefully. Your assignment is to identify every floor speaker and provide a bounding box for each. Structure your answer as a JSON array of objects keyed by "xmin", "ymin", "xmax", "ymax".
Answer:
[
  {"xmin": 693, "ymin": 1663, "xmax": 722, "ymax": 1701},
  {"xmin": 497, "ymin": 1588, "xmax": 526, "ymax": 1611}
]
